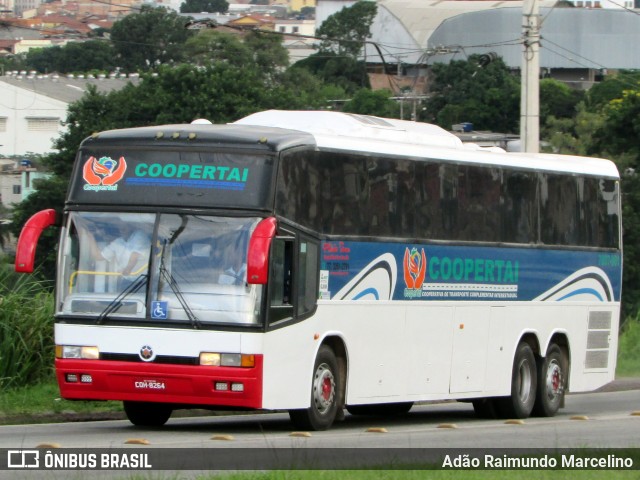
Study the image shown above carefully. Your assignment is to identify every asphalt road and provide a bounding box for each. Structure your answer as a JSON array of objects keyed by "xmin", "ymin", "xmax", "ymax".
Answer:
[{"xmin": 0, "ymin": 381, "xmax": 638, "ymax": 477}]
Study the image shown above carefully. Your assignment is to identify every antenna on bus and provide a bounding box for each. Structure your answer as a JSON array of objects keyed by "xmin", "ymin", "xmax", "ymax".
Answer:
[{"xmin": 191, "ymin": 119, "xmax": 212, "ymax": 125}]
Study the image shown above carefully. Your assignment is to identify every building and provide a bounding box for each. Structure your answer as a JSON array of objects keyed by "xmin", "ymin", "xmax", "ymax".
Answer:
[
  {"xmin": 0, "ymin": 159, "xmax": 49, "ymax": 210},
  {"xmin": 0, "ymin": 74, "xmax": 139, "ymax": 157},
  {"xmin": 316, "ymin": 0, "xmax": 640, "ymax": 91}
]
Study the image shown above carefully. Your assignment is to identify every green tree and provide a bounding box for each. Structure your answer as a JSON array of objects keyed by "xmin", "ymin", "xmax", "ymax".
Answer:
[
  {"xmin": 343, "ymin": 88, "xmax": 400, "ymax": 118},
  {"xmin": 180, "ymin": 0, "xmax": 228, "ymax": 13},
  {"xmin": 110, "ymin": 6, "xmax": 195, "ymax": 71},
  {"xmin": 185, "ymin": 30, "xmax": 253, "ymax": 66},
  {"xmin": 540, "ymin": 78, "xmax": 584, "ymax": 121},
  {"xmin": 424, "ymin": 55, "xmax": 520, "ymax": 132},
  {"xmin": 316, "ymin": 0, "xmax": 377, "ymax": 57},
  {"xmin": 26, "ymin": 41, "xmax": 117, "ymax": 73},
  {"xmin": 542, "ymin": 103, "xmax": 604, "ymax": 155},
  {"xmin": 293, "ymin": 53, "xmax": 368, "ymax": 93},
  {"xmin": 294, "ymin": 0, "xmax": 377, "ymax": 93},
  {"xmin": 586, "ymin": 71, "xmax": 640, "ymax": 112}
]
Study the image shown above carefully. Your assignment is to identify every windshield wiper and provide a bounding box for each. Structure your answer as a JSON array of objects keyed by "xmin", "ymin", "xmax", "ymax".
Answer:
[
  {"xmin": 159, "ymin": 239, "xmax": 201, "ymax": 329},
  {"xmin": 96, "ymin": 274, "xmax": 148, "ymax": 325}
]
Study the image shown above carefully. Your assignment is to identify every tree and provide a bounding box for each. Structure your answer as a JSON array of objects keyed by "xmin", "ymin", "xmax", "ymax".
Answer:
[
  {"xmin": 26, "ymin": 41, "xmax": 117, "ymax": 73},
  {"xmin": 540, "ymin": 78, "xmax": 584, "ymax": 121},
  {"xmin": 180, "ymin": 0, "xmax": 228, "ymax": 14},
  {"xmin": 316, "ymin": 0, "xmax": 377, "ymax": 57},
  {"xmin": 184, "ymin": 30, "xmax": 253, "ymax": 67},
  {"xmin": 343, "ymin": 88, "xmax": 400, "ymax": 118},
  {"xmin": 294, "ymin": 1, "xmax": 377, "ymax": 93},
  {"xmin": 110, "ymin": 6, "xmax": 195, "ymax": 71},
  {"xmin": 586, "ymin": 71, "xmax": 640, "ymax": 112},
  {"xmin": 293, "ymin": 53, "xmax": 368, "ymax": 93},
  {"xmin": 542, "ymin": 103, "xmax": 604, "ymax": 155},
  {"xmin": 424, "ymin": 55, "xmax": 520, "ymax": 132}
]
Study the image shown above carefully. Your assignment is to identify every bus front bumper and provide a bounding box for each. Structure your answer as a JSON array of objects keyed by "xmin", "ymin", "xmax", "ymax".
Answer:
[{"xmin": 55, "ymin": 357, "xmax": 263, "ymax": 409}]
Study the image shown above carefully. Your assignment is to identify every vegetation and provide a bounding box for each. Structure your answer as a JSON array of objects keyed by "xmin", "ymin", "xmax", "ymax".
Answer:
[
  {"xmin": 617, "ymin": 316, "xmax": 640, "ymax": 377},
  {"xmin": 0, "ymin": 265, "xmax": 54, "ymax": 389},
  {"xmin": 187, "ymin": 471, "xmax": 640, "ymax": 480},
  {"xmin": 294, "ymin": 0, "xmax": 377, "ymax": 93},
  {"xmin": 180, "ymin": 0, "xmax": 228, "ymax": 14},
  {"xmin": 424, "ymin": 55, "xmax": 520, "ymax": 132},
  {"xmin": 110, "ymin": 6, "xmax": 196, "ymax": 71},
  {"xmin": 25, "ymin": 40, "xmax": 118, "ymax": 74}
]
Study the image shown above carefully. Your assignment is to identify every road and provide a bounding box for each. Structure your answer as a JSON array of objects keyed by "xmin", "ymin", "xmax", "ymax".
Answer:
[{"xmin": 0, "ymin": 387, "xmax": 638, "ymax": 476}]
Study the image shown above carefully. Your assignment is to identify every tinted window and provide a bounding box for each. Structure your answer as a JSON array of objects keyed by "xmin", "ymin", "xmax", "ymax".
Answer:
[{"xmin": 276, "ymin": 150, "xmax": 619, "ymax": 249}]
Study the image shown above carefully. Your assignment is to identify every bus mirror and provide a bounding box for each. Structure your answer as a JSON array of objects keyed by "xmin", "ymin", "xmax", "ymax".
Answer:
[
  {"xmin": 15, "ymin": 209, "xmax": 57, "ymax": 273},
  {"xmin": 247, "ymin": 217, "xmax": 277, "ymax": 285}
]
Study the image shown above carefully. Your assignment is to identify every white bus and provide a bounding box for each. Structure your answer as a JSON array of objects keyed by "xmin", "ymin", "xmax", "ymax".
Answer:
[{"xmin": 15, "ymin": 110, "xmax": 622, "ymax": 430}]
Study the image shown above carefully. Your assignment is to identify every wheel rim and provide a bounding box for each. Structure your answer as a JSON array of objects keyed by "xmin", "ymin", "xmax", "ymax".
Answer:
[
  {"xmin": 545, "ymin": 359, "xmax": 563, "ymax": 401},
  {"xmin": 517, "ymin": 358, "xmax": 533, "ymax": 404},
  {"xmin": 313, "ymin": 362, "xmax": 335, "ymax": 415}
]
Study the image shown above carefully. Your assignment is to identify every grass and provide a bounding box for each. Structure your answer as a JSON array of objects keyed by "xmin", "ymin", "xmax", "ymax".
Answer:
[
  {"xmin": 617, "ymin": 318, "xmax": 640, "ymax": 377},
  {"xmin": 0, "ymin": 381, "xmax": 122, "ymax": 424},
  {"xmin": 121, "ymin": 469, "xmax": 639, "ymax": 480},
  {"xmin": 0, "ymin": 264, "xmax": 55, "ymax": 389},
  {"xmin": 211, "ymin": 472, "xmax": 636, "ymax": 480}
]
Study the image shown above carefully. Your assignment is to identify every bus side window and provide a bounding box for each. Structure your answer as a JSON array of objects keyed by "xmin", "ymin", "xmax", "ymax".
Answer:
[{"xmin": 269, "ymin": 238, "xmax": 294, "ymax": 322}]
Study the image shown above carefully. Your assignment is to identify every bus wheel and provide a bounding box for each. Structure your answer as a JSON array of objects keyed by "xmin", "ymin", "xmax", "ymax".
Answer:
[
  {"xmin": 497, "ymin": 342, "xmax": 537, "ymax": 419},
  {"xmin": 533, "ymin": 343, "xmax": 566, "ymax": 417},
  {"xmin": 289, "ymin": 345, "xmax": 341, "ymax": 431},
  {"xmin": 123, "ymin": 401, "xmax": 172, "ymax": 427}
]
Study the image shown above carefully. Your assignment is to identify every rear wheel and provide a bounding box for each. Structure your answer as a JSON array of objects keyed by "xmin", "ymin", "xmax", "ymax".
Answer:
[
  {"xmin": 497, "ymin": 342, "xmax": 537, "ymax": 419},
  {"xmin": 533, "ymin": 343, "xmax": 566, "ymax": 417},
  {"xmin": 123, "ymin": 401, "xmax": 172, "ymax": 427},
  {"xmin": 289, "ymin": 345, "xmax": 342, "ymax": 431}
]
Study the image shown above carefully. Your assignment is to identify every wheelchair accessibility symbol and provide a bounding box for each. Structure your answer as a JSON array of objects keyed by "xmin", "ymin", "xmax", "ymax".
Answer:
[{"xmin": 151, "ymin": 301, "xmax": 168, "ymax": 319}]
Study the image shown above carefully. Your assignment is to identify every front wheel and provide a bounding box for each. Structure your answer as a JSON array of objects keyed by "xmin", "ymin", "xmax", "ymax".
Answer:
[
  {"xmin": 533, "ymin": 343, "xmax": 566, "ymax": 417},
  {"xmin": 289, "ymin": 345, "xmax": 342, "ymax": 431},
  {"xmin": 497, "ymin": 342, "xmax": 537, "ymax": 419},
  {"xmin": 123, "ymin": 401, "xmax": 172, "ymax": 427}
]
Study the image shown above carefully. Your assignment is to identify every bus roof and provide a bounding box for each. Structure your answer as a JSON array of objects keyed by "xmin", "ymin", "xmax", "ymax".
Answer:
[
  {"xmin": 235, "ymin": 110, "xmax": 620, "ymax": 179},
  {"xmin": 81, "ymin": 123, "xmax": 316, "ymax": 153}
]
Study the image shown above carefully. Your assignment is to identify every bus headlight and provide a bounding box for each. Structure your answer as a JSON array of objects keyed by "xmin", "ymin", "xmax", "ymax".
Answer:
[
  {"xmin": 199, "ymin": 352, "xmax": 255, "ymax": 367},
  {"xmin": 55, "ymin": 345, "xmax": 99, "ymax": 360}
]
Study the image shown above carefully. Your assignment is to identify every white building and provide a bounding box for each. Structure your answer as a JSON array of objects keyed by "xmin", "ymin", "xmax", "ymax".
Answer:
[{"xmin": 0, "ymin": 74, "xmax": 138, "ymax": 157}]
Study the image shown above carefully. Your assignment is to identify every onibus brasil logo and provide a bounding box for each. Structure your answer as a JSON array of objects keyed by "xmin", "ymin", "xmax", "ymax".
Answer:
[
  {"xmin": 403, "ymin": 247, "xmax": 426, "ymax": 298},
  {"xmin": 83, "ymin": 156, "xmax": 127, "ymax": 191}
]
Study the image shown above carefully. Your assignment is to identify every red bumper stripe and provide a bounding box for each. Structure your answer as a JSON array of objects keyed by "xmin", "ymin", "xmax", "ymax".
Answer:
[{"xmin": 56, "ymin": 355, "xmax": 263, "ymax": 409}]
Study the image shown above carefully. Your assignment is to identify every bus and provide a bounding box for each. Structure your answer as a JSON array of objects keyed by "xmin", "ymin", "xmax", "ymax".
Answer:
[{"xmin": 15, "ymin": 110, "xmax": 622, "ymax": 430}]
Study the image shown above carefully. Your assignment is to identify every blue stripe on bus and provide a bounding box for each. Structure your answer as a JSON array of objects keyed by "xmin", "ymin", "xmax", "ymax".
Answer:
[
  {"xmin": 125, "ymin": 178, "xmax": 246, "ymax": 190},
  {"xmin": 352, "ymin": 288, "xmax": 380, "ymax": 300},
  {"xmin": 557, "ymin": 288, "xmax": 604, "ymax": 302}
]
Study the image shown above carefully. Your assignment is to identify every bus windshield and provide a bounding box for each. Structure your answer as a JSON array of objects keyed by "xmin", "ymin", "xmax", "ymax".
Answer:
[{"xmin": 58, "ymin": 212, "xmax": 262, "ymax": 326}]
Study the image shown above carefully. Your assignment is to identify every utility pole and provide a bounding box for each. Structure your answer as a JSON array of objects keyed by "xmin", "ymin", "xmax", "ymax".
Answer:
[{"xmin": 520, "ymin": 0, "xmax": 540, "ymax": 153}]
